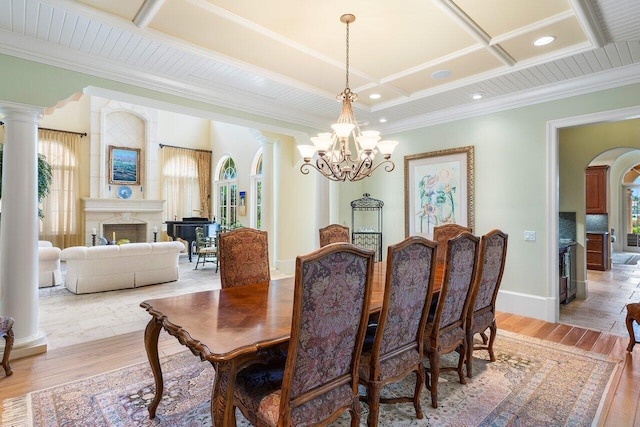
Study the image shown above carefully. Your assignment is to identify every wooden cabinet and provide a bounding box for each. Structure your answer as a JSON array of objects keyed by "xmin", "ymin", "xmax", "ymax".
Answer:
[
  {"xmin": 586, "ymin": 232, "xmax": 610, "ymax": 271},
  {"xmin": 586, "ymin": 165, "xmax": 609, "ymax": 214}
]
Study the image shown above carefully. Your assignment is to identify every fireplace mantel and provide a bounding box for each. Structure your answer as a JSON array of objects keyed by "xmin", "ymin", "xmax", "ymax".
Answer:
[{"xmin": 82, "ymin": 198, "xmax": 165, "ymax": 213}]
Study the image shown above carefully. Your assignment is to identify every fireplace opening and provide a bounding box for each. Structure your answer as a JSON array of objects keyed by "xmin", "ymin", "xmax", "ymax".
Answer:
[{"xmin": 102, "ymin": 224, "xmax": 147, "ymax": 243}]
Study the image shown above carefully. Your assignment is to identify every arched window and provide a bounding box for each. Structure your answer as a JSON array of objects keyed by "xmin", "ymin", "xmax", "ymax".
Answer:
[
  {"xmin": 251, "ymin": 151, "xmax": 263, "ymax": 229},
  {"xmin": 216, "ymin": 156, "xmax": 238, "ymax": 228}
]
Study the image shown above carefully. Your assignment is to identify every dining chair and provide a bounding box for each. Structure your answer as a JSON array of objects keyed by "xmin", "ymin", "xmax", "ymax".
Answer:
[
  {"xmin": 319, "ymin": 224, "xmax": 350, "ymax": 247},
  {"xmin": 193, "ymin": 226, "xmax": 218, "ymax": 271},
  {"xmin": 433, "ymin": 224, "xmax": 472, "ymax": 268},
  {"xmin": 232, "ymin": 243, "xmax": 375, "ymax": 426},
  {"xmin": 358, "ymin": 236, "xmax": 437, "ymax": 426},
  {"xmin": 466, "ymin": 229, "xmax": 508, "ymax": 377},
  {"xmin": 0, "ymin": 316, "xmax": 14, "ymax": 376},
  {"xmin": 218, "ymin": 227, "xmax": 270, "ymax": 288},
  {"xmin": 424, "ymin": 231, "xmax": 479, "ymax": 408}
]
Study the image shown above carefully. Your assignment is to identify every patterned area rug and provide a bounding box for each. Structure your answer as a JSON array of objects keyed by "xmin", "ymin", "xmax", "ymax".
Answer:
[{"xmin": 2, "ymin": 330, "xmax": 618, "ymax": 427}]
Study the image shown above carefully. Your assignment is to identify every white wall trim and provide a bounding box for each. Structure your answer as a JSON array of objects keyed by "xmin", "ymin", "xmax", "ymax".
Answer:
[
  {"xmin": 496, "ymin": 290, "xmax": 555, "ymax": 322},
  {"xmin": 546, "ymin": 104, "xmax": 640, "ymax": 322}
]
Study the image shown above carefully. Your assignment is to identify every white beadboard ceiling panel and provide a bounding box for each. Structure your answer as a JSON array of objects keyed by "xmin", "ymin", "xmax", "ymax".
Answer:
[{"xmin": 0, "ymin": 0, "xmax": 638, "ymax": 133}]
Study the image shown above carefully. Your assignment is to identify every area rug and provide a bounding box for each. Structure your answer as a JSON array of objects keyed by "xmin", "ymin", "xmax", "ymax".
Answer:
[{"xmin": 2, "ymin": 330, "xmax": 618, "ymax": 427}]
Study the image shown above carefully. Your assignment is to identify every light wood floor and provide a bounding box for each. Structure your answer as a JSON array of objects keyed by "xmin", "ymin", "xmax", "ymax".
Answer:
[{"xmin": 0, "ymin": 312, "xmax": 637, "ymax": 425}]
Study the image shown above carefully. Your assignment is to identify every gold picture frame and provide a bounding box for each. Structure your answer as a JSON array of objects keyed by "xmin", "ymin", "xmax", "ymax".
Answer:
[
  {"xmin": 404, "ymin": 146, "xmax": 474, "ymax": 238},
  {"xmin": 108, "ymin": 146, "xmax": 141, "ymax": 185}
]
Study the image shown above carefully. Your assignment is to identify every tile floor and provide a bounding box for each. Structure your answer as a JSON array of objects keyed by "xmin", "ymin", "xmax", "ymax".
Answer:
[
  {"xmin": 38, "ymin": 255, "xmax": 291, "ymax": 350},
  {"xmin": 560, "ymin": 253, "xmax": 640, "ymax": 337}
]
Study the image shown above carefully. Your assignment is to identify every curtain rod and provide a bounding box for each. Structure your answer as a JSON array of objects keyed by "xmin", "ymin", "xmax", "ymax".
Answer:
[
  {"xmin": 159, "ymin": 143, "xmax": 212, "ymax": 153},
  {"xmin": 0, "ymin": 121, "xmax": 87, "ymax": 137}
]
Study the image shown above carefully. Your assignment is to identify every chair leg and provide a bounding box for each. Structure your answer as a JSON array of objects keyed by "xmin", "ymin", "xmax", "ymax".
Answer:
[
  {"xmin": 349, "ymin": 400, "xmax": 361, "ymax": 427},
  {"xmin": 412, "ymin": 367, "xmax": 424, "ymax": 419},
  {"xmin": 456, "ymin": 345, "xmax": 466, "ymax": 385},
  {"xmin": 466, "ymin": 329, "xmax": 474, "ymax": 378},
  {"xmin": 487, "ymin": 321, "xmax": 497, "ymax": 362},
  {"xmin": 2, "ymin": 328, "xmax": 14, "ymax": 376},
  {"xmin": 366, "ymin": 383, "xmax": 381, "ymax": 427},
  {"xmin": 428, "ymin": 352, "xmax": 440, "ymax": 408}
]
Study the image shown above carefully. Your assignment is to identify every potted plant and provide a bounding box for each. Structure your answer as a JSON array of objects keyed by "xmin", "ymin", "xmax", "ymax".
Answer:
[{"xmin": 0, "ymin": 146, "xmax": 53, "ymax": 218}]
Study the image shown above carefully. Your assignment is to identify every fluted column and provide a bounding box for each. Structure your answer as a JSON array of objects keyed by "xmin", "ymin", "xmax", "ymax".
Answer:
[{"xmin": 0, "ymin": 104, "xmax": 47, "ymax": 357}]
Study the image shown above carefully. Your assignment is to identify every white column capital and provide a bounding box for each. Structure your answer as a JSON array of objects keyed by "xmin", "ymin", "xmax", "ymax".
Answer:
[{"xmin": 0, "ymin": 101, "xmax": 43, "ymax": 122}]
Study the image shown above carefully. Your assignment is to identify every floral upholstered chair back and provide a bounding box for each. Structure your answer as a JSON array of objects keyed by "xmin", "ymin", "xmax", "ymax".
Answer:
[
  {"xmin": 282, "ymin": 243, "xmax": 374, "ymax": 424},
  {"xmin": 359, "ymin": 236, "xmax": 437, "ymax": 425},
  {"xmin": 319, "ymin": 224, "xmax": 350, "ymax": 247},
  {"xmin": 434, "ymin": 232, "xmax": 480, "ymax": 332},
  {"xmin": 433, "ymin": 224, "xmax": 472, "ymax": 268},
  {"xmin": 465, "ymin": 229, "xmax": 508, "ymax": 377},
  {"xmin": 470, "ymin": 230, "xmax": 508, "ymax": 317},
  {"xmin": 218, "ymin": 227, "xmax": 270, "ymax": 288},
  {"xmin": 375, "ymin": 236, "xmax": 436, "ymax": 358}
]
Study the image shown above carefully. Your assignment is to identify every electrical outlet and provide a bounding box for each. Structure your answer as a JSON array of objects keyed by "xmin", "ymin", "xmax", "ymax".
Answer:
[{"xmin": 524, "ymin": 230, "xmax": 536, "ymax": 241}]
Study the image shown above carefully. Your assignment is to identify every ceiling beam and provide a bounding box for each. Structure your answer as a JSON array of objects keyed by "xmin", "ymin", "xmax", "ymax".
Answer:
[
  {"xmin": 133, "ymin": 0, "xmax": 166, "ymax": 28},
  {"xmin": 432, "ymin": 0, "xmax": 516, "ymax": 67},
  {"xmin": 569, "ymin": 0, "xmax": 607, "ymax": 48}
]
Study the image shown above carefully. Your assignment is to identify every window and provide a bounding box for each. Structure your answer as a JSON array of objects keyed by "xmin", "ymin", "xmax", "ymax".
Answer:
[
  {"xmin": 216, "ymin": 156, "xmax": 238, "ymax": 228},
  {"xmin": 251, "ymin": 153, "xmax": 263, "ymax": 229},
  {"xmin": 623, "ymin": 165, "xmax": 640, "ymax": 248},
  {"xmin": 162, "ymin": 150, "xmax": 200, "ymax": 221},
  {"xmin": 38, "ymin": 129, "xmax": 82, "ymax": 247}
]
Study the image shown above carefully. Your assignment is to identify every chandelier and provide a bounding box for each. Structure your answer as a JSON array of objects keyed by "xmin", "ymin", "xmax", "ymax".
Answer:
[{"xmin": 298, "ymin": 14, "xmax": 398, "ymax": 182}]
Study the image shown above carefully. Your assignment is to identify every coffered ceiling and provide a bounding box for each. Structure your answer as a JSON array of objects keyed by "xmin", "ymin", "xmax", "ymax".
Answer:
[{"xmin": 1, "ymin": 0, "xmax": 640, "ymax": 132}]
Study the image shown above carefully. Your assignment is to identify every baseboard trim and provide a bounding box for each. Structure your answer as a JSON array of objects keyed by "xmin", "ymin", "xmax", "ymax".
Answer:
[{"xmin": 496, "ymin": 290, "xmax": 556, "ymax": 323}]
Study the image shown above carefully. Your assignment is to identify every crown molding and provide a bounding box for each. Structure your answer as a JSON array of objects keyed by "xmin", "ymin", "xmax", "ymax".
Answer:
[{"xmin": 381, "ymin": 62, "xmax": 640, "ymax": 134}]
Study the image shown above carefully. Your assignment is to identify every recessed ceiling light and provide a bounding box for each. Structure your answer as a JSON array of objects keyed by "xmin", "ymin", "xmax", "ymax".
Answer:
[
  {"xmin": 431, "ymin": 69, "xmax": 452, "ymax": 79},
  {"xmin": 533, "ymin": 36, "xmax": 556, "ymax": 47},
  {"xmin": 369, "ymin": 93, "xmax": 381, "ymax": 100},
  {"xmin": 379, "ymin": 118, "xmax": 387, "ymax": 123},
  {"xmin": 470, "ymin": 92, "xmax": 484, "ymax": 100}
]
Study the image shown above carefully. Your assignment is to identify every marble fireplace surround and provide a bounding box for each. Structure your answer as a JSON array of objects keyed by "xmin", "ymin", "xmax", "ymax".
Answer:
[{"xmin": 83, "ymin": 198, "xmax": 165, "ymax": 246}]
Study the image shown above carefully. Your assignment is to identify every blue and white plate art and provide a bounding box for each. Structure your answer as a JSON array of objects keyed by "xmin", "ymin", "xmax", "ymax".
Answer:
[{"xmin": 116, "ymin": 185, "xmax": 132, "ymax": 199}]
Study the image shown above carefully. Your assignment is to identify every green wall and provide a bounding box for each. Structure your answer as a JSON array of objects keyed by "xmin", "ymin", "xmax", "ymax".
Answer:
[{"xmin": 4, "ymin": 51, "xmax": 640, "ymax": 320}]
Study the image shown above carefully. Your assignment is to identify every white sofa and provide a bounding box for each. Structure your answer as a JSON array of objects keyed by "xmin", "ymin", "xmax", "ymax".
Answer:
[
  {"xmin": 39, "ymin": 240, "xmax": 62, "ymax": 288},
  {"xmin": 60, "ymin": 241, "xmax": 185, "ymax": 294}
]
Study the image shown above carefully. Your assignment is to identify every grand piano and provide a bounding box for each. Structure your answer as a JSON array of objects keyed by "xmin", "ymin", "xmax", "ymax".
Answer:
[{"xmin": 165, "ymin": 217, "xmax": 217, "ymax": 262}]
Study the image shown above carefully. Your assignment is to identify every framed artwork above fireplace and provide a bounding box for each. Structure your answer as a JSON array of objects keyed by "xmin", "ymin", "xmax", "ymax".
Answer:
[{"xmin": 109, "ymin": 146, "xmax": 141, "ymax": 185}]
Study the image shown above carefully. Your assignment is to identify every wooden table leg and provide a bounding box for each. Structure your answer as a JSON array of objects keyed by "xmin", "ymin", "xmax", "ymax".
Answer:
[
  {"xmin": 626, "ymin": 303, "xmax": 640, "ymax": 352},
  {"xmin": 211, "ymin": 360, "xmax": 238, "ymax": 427},
  {"xmin": 144, "ymin": 317, "xmax": 164, "ymax": 418}
]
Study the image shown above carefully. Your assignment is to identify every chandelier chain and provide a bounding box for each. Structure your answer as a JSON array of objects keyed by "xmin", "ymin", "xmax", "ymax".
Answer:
[{"xmin": 345, "ymin": 19, "xmax": 350, "ymax": 89}]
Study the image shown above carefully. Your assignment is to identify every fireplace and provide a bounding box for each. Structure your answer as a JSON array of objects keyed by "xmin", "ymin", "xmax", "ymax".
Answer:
[{"xmin": 83, "ymin": 198, "xmax": 165, "ymax": 246}]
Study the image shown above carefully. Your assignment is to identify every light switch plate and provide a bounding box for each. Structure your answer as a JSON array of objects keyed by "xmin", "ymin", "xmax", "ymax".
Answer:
[{"xmin": 524, "ymin": 230, "xmax": 536, "ymax": 241}]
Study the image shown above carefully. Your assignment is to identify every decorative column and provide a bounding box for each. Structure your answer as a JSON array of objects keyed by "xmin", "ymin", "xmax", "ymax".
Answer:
[
  {"xmin": 262, "ymin": 139, "xmax": 274, "ymax": 267},
  {"xmin": 0, "ymin": 104, "xmax": 47, "ymax": 357}
]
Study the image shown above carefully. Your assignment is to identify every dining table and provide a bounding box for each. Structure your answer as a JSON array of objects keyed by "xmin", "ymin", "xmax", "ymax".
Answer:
[{"xmin": 140, "ymin": 261, "xmax": 444, "ymax": 426}]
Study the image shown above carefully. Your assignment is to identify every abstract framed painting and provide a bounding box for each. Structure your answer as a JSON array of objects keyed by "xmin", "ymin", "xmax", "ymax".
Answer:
[
  {"xmin": 404, "ymin": 146, "xmax": 474, "ymax": 238},
  {"xmin": 108, "ymin": 146, "xmax": 141, "ymax": 185}
]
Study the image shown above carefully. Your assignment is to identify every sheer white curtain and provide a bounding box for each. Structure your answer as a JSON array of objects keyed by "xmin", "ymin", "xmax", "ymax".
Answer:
[
  {"xmin": 161, "ymin": 147, "xmax": 203, "ymax": 229},
  {"xmin": 38, "ymin": 129, "xmax": 82, "ymax": 248}
]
